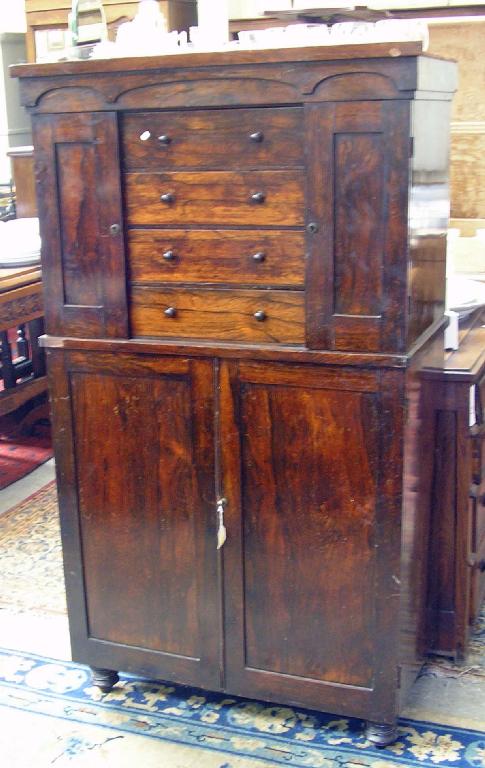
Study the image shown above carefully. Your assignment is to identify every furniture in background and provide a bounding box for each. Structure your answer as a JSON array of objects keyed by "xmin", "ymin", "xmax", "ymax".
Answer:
[
  {"xmin": 13, "ymin": 42, "xmax": 456, "ymax": 745},
  {"xmin": 25, "ymin": 0, "xmax": 197, "ymax": 62},
  {"xmin": 0, "ymin": 265, "xmax": 46, "ymax": 418},
  {"xmin": 0, "ymin": 146, "xmax": 46, "ymax": 421},
  {"xmin": 422, "ymin": 308, "xmax": 485, "ymax": 659},
  {"xmin": 7, "ymin": 146, "xmax": 37, "ymax": 219}
]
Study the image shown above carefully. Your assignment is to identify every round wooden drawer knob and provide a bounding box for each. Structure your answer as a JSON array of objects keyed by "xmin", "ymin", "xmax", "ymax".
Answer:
[
  {"xmin": 164, "ymin": 307, "xmax": 177, "ymax": 318},
  {"xmin": 254, "ymin": 310, "xmax": 266, "ymax": 322}
]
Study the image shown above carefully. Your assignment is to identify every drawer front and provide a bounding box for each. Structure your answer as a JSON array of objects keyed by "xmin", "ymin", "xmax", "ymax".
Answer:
[
  {"xmin": 121, "ymin": 107, "xmax": 304, "ymax": 171},
  {"xmin": 127, "ymin": 229, "xmax": 305, "ymax": 287},
  {"xmin": 124, "ymin": 170, "xmax": 305, "ymax": 227},
  {"xmin": 130, "ymin": 286, "xmax": 305, "ymax": 344}
]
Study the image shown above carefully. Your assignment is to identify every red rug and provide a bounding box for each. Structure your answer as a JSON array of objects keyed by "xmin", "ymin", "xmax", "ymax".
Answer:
[{"xmin": 0, "ymin": 421, "xmax": 53, "ymax": 490}]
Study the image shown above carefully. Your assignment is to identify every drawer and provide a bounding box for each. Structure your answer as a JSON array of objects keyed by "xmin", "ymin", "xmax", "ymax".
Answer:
[
  {"xmin": 127, "ymin": 229, "xmax": 305, "ymax": 287},
  {"xmin": 121, "ymin": 107, "xmax": 304, "ymax": 171},
  {"xmin": 130, "ymin": 286, "xmax": 305, "ymax": 344},
  {"xmin": 124, "ymin": 170, "xmax": 305, "ymax": 227}
]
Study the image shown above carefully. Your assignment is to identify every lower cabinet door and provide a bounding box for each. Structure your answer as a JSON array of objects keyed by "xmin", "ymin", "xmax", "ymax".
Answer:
[
  {"xmin": 49, "ymin": 349, "xmax": 221, "ymax": 689},
  {"xmin": 220, "ymin": 360, "xmax": 402, "ymax": 721}
]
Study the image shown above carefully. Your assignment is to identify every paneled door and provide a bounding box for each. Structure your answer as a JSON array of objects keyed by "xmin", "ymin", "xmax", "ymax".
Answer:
[
  {"xmin": 48, "ymin": 348, "xmax": 221, "ymax": 689},
  {"xmin": 220, "ymin": 360, "xmax": 403, "ymax": 723}
]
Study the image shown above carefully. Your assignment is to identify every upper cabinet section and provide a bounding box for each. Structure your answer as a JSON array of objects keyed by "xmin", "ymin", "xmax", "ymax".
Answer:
[{"xmin": 14, "ymin": 46, "xmax": 457, "ymax": 352}]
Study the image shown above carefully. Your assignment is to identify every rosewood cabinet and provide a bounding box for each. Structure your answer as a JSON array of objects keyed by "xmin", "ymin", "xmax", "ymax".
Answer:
[{"xmin": 12, "ymin": 42, "xmax": 457, "ymax": 745}]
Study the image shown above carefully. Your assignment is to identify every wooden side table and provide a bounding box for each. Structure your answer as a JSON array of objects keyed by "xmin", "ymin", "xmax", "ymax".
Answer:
[
  {"xmin": 422, "ymin": 308, "xmax": 485, "ymax": 658},
  {"xmin": 0, "ymin": 265, "xmax": 46, "ymax": 418}
]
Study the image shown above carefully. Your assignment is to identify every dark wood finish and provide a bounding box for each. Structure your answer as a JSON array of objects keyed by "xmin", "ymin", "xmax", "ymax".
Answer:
[
  {"xmin": 0, "ymin": 267, "xmax": 47, "ymax": 417},
  {"xmin": 305, "ymin": 99, "xmax": 409, "ymax": 352},
  {"xmin": 221, "ymin": 360, "xmax": 399, "ymax": 721},
  {"xmin": 121, "ymin": 107, "xmax": 304, "ymax": 171},
  {"xmin": 33, "ymin": 111, "xmax": 128, "ymax": 338},
  {"xmin": 124, "ymin": 170, "xmax": 305, "ymax": 228},
  {"xmin": 130, "ymin": 286, "xmax": 305, "ymax": 344},
  {"xmin": 7, "ymin": 146, "xmax": 37, "ymax": 218},
  {"xmin": 90, "ymin": 667, "xmax": 119, "ymax": 693},
  {"xmin": 16, "ymin": 47, "xmax": 457, "ymax": 734},
  {"xmin": 422, "ymin": 310, "xmax": 485, "ymax": 658},
  {"xmin": 127, "ymin": 229, "xmax": 305, "ymax": 287},
  {"xmin": 48, "ymin": 348, "xmax": 221, "ymax": 687}
]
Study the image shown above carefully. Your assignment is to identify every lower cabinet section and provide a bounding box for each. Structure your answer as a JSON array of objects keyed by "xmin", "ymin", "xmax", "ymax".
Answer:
[{"xmin": 48, "ymin": 348, "xmax": 405, "ymax": 732}]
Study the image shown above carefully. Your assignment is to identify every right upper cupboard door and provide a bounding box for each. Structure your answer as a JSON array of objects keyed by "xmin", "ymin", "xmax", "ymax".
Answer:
[
  {"xmin": 220, "ymin": 361, "xmax": 403, "ymax": 721},
  {"xmin": 305, "ymin": 101, "xmax": 410, "ymax": 353}
]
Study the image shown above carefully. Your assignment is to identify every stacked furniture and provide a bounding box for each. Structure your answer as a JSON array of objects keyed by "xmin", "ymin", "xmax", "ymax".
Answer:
[{"xmin": 12, "ymin": 42, "xmax": 457, "ymax": 745}]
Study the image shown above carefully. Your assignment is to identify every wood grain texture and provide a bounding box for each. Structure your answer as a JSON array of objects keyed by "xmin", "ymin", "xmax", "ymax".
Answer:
[
  {"xmin": 21, "ymin": 50, "xmax": 458, "ymax": 733},
  {"xmin": 7, "ymin": 148, "xmax": 37, "ymax": 218},
  {"xmin": 127, "ymin": 229, "xmax": 305, "ymax": 287},
  {"xmin": 122, "ymin": 107, "xmax": 303, "ymax": 171},
  {"xmin": 334, "ymin": 131, "xmax": 384, "ymax": 316},
  {"xmin": 428, "ymin": 21, "xmax": 485, "ymax": 124},
  {"xmin": 221, "ymin": 360, "xmax": 401, "ymax": 723},
  {"xmin": 124, "ymin": 170, "xmax": 305, "ymax": 227},
  {"xmin": 305, "ymin": 99, "xmax": 409, "ymax": 353},
  {"xmin": 428, "ymin": 22, "xmax": 485, "ymax": 218},
  {"xmin": 420, "ymin": 316, "xmax": 485, "ymax": 657},
  {"xmin": 66, "ymin": 351, "xmax": 221, "ymax": 686},
  {"xmin": 33, "ymin": 111, "xmax": 128, "ymax": 338},
  {"xmin": 450, "ymin": 133, "xmax": 485, "ymax": 219},
  {"xmin": 130, "ymin": 286, "xmax": 305, "ymax": 344}
]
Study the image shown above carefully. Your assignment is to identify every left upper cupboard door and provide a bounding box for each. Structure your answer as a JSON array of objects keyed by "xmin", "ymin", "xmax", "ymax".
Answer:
[
  {"xmin": 48, "ymin": 349, "xmax": 221, "ymax": 689},
  {"xmin": 33, "ymin": 112, "xmax": 128, "ymax": 338}
]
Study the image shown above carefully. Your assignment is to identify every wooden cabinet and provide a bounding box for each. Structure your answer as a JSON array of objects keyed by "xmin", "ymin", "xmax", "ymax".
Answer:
[
  {"xmin": 422, "ymin": 309, "xmax": 485, "ymax": 658},
  {"xmin": 13, "ymin": 42, "xmax": 457, "ymax": 745}
]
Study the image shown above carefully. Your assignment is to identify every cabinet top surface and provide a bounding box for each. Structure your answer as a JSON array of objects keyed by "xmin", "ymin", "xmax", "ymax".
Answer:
[{"xmin": 10, "ymin": 41, "xmax": 448, "ymax": 79}]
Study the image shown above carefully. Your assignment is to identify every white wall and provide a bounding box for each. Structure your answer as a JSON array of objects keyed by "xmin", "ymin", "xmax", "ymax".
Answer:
[{"xmin": 0, "ymin": 0, "xmax": 26, "ymax": 34}]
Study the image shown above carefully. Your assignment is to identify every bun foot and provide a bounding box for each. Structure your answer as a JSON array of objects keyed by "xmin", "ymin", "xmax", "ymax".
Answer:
[
  {"xmin": 90, "ymin": 667, "xmax": 119, "ymax": 693},
  {"xmin": 365, "ymin": 721, "xmax": 398, "ymax": 747}
]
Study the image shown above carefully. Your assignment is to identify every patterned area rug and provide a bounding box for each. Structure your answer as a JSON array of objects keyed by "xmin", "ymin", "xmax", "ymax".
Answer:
[
  {"xmin": 0, "ymin": 648, "xmax": 484, "ymax": 768},
  {"xmin": 0, "ymin": 481, "xmax": 66, "ymax": 615},
  {"xmin": 0, "ymin": 483, "xmax": 484, "ymax": 768},
  {"xmin": 0, "ymin": 421, "xmax": 52, "ymax": 490}
]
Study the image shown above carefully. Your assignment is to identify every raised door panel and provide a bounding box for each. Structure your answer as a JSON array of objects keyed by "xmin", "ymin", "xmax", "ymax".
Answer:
[
  {"xmin": 305, "ymin": 101, "xmax": 409, "ymax": 353},
  {"xmin": 33, "ymin": 112, "xmax": 127, "ymax": 338},
  {"xmin": 48, "ymin": 349, "xmax": 220, "ymax": 689},
  {"xmin": 220, "ymin": 361, "xmax": 402, "ymax": 721}
]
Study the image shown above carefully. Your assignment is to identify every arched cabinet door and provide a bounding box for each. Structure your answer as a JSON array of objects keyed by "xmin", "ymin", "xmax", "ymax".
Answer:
[
  {"xmin": 47, "ymin": 348, "xmax": 221, "ymax": 690},
  {"xmin": 33, "ymin": 112, "xmax": 128, "ymax": 339}
]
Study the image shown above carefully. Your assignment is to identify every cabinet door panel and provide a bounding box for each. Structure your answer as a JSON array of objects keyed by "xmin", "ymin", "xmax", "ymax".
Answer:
[
  {"xmin": 221, "ymin": 361, "xmax": 401, "ymax": 718},
  {"xmin": 305, "ymin": 101, "xmax": 409, "ymax": 353},
  {"xmin": 50, "ymin": 350, "xmax": 220, "ymax": 688},
  {"xmin": 33, "ymin": 112, "xmax": 128, "ymax": 338}
]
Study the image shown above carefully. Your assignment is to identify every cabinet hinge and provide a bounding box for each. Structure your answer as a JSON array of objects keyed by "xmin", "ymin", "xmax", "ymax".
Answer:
[{"xmin": 409, "ymin": 137, "xmax": 414, "ymax": 158}]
